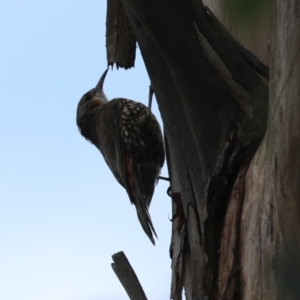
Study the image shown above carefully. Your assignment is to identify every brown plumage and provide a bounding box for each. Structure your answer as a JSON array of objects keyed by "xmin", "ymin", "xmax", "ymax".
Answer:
[{"xmin": 76, "ymin": 69, "xmax": 165, "ymax": 244}]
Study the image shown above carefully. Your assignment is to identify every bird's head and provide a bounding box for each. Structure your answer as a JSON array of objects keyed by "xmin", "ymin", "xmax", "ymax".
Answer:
[{"xmin": 76, "ymin": 68, "xmax": 109, "ymax": 127}]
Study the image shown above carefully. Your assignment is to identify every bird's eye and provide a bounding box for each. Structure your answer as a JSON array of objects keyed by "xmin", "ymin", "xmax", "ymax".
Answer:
[{"xmin": 80, "ymin": 91, "xmax": 93, "ymax": 103}]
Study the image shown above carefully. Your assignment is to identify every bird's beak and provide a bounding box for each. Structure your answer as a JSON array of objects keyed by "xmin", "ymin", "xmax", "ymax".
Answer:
[{"xmin": 95, "ymin": 68, "xmax": 109, "ymax": 94}]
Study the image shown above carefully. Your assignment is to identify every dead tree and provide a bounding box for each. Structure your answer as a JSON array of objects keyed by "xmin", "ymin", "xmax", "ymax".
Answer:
[{"xmin": 106, "ymin": 0, "xmax": 300, "ymax": 299}]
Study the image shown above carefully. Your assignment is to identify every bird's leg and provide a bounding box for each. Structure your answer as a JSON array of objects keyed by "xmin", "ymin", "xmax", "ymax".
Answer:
[
  {"xmin": 148, "ymin": 84, "xmax": 154, "ymax": 112},
  {"xmin": 166, "ymin": 186, "xmax": 172, "ymax": 197}
]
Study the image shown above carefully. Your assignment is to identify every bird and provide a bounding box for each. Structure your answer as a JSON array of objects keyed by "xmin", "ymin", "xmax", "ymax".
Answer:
[{"xmin": 76, "ymin": 68, "xmax": 165, "ymax": 244}]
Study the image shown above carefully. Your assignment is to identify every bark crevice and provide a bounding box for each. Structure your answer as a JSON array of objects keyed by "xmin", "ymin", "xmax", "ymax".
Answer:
[{"xmin": 119, "ymin": 0, "xmax": 269, "ymax": 298}]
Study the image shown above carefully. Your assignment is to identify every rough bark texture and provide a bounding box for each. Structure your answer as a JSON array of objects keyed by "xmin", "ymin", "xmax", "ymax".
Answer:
[
  {"xmin": 206, "ymin": 0, "xmax": 271, "ymax": 66},
  {"xmin": 106, "ymin": 0, "xmax": 136, "ymax": 68},
  {"xmin": 107, "ymin": 0, "xmax": 299, "ymax": 299},
  {"xmin": 209, "ymin": 1, "xmax": 300, "ymax": 299},
  {"xmin": 240, "ymin": 1, "xmax": 300, "ymax": 299},
  {"xmin": 119, "ymin": 0, "xmax": 268, "ymax": 299}
]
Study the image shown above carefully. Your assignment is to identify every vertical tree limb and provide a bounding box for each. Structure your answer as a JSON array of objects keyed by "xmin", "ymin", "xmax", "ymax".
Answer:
[
  {"xmin": 120, "ymin": 0, "xmax": 268, "ymax": 298},
  {"xmin": 239, "ymin": 1, "xmax": 300, "ymax": 299}
]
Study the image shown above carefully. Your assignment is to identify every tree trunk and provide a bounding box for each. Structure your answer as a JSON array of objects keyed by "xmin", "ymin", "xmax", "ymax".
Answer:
[
  {"xmin": 238, "ymin": 1, "xmax": 300, "ymax": 299},
  {"xmin": 210, "ymin": 1, "xmax": 300, "ymax": 299},
  {"xmin": 116, "ymin": 0, "xmax": 299, "ymax": 298}
]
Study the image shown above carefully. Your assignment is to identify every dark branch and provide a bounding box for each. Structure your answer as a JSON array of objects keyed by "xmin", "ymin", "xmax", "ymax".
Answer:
[
  {"xmin": 111, "ymin": 251, "xmax": 148, "ymax": 300},
  {"xmin": 106, "ymin": 0, "xmax": 136, "ymax": 69}
]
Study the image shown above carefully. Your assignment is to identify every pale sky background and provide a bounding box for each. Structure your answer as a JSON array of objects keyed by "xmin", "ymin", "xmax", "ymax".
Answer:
[{"xmin": 0, "ymin": 1, "xmax": 172, "ymax": 299}]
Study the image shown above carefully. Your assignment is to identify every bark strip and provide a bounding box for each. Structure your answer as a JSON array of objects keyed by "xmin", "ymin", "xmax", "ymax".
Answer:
[
  {"xmin": 106, "ymin": 0, "xmax": 136, "ymax": 69},
  {"xmin": 111, "ymin": 251, "xmax": 148, "ymax": 300}
]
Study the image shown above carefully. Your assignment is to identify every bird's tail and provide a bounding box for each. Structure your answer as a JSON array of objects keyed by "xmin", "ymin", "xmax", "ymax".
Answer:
[{"xmin": 134, "ymin": 198, "xmax": 157, "ymax": 245}]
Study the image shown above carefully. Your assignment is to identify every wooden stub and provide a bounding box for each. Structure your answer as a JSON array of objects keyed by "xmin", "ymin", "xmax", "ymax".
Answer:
[
  {"xmin": 106, "ymin": 0, "xmax": 136, "ymax": 69},
  {"xmin": 111, "ymin": 251, "xmax": 148, "ymax": 300}
]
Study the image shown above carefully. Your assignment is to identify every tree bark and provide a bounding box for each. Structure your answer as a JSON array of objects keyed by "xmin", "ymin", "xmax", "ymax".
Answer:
[
  {"xmin": 209, "ymin": 1, "xmax": 300, "ymax": 299},
  {"xmin": 108, "ymin": 0, "xmax": 299, "ymax": 298},
  {"xmin": 106, "ymin": 0, "xmax": 136, "ymax": 69},
  {"xmin": 239, "ymin": 1, "xmax": 300, "ymax": 299}
]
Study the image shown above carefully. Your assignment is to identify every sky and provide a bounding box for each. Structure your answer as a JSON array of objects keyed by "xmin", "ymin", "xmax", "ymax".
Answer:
[{"xmin": 0, "ymin": 1, "xmax": 172, "ymax": 299}]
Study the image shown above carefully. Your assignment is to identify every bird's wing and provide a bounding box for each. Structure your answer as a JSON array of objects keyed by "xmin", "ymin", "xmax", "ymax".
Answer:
[
  {"xmin": 95, "ymin": 100, "xmax": 126, "ymax": 187},
  {"xmin": 96, "ymin": 99, "xmax": 157, "ymax": 244},
  {"xmin": 122, "ymin": 148, "xmax": 157, "ymax": 245},
  {"xmin": 114, "ymin": 101, "xmax": 157, "ymax": 244}
]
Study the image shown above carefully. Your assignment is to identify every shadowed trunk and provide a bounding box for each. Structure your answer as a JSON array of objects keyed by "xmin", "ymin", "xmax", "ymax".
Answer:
[{"xmin": 107, "ymin": 0, "xmax": 300, "ymax": 298}]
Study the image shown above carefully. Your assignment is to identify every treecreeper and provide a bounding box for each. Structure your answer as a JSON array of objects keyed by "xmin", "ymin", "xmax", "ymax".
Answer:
[{"xmin": 76, "ymin": 69, "xmax": 165, "ymax": 244}]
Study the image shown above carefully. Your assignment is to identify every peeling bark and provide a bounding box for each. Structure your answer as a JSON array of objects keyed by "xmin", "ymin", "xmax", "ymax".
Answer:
[
  {"xmin": 217, "ymin": 163, "xmax": 248, "ymax": 300},
  {"xmin": 106, "ymin": 0, "xmax": 136, "ymax": 68},
  {"xmin": 106, "ymin": 0, "xmax": 299, "ymax": 299},
  {"xmin": 118, "ymin": 0, "xmax": 268, "ymax": 298}
]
